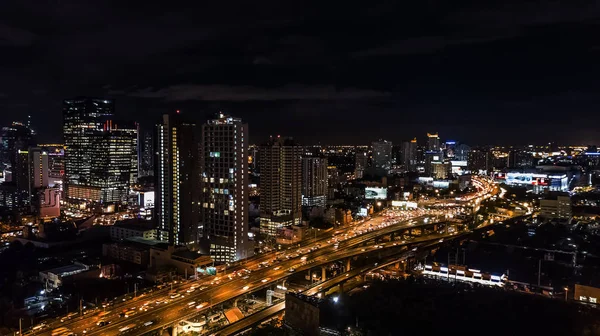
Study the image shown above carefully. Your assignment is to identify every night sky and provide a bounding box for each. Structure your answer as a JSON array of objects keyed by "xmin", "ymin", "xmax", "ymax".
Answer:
[{"xmin": 1, "ymin": 1, "xmax": 599, "ymax": 145}]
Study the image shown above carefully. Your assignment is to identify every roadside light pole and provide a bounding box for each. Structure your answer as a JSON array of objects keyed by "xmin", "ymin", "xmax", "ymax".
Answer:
[
  {"xmin": 19, "ymin": 318, "xmax": 22, "ymax": 336},
  {"xmin": 564, "ymin": 287, "xmax": 569, "ymax": 301}
]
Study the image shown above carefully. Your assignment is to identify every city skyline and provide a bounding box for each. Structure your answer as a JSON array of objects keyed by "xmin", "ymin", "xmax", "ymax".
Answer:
[{"xmin": 1, "ymin": 2, "xmax": 600, "ymax": 145}]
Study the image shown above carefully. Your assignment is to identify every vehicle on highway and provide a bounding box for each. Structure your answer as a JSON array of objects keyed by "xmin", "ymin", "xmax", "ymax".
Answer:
[
  {"xmin": 59, "ymin": 312, "xmax": 79, "ymax": 322},
  {"xmin": 51, "ymin": 327, "xmax": 71, "ymax": 336},
  {"xmin": 118, "ymin": 323, "xmax": 136, "ymax": 333},
  {"xmin": 97, "ymin": 319, "xmax": 111, "ymax": 327},
  {"xmin": 196, "ymin": 302, "xmax": 209, "ymax": 309},
  {"xmin": 187, "ymin": 301, "xmax": 196, "ymax": 306},
  {"xmin": 125, "ymin": 310, "xmax": 137, "ymax": 318},
  {"xmin": 242, "ymin": 285, "xmax": 250, "ymax": 290},
  {"xmin": 32, "ymin": 323, "xmax": 47, "ymax": 332},
  {"xmin": 170, "ymin": 293, "xmax": 181, "ymax": 299},
  {"xmin": 288, "ymin": 268, "xmax": 296, "ymax": 273}
]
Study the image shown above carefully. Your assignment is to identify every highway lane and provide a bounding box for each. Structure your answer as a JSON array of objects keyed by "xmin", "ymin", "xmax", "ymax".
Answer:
[
  {"xmin": 38, "ymin": 212, "xmax": 450, "ymax": 336},
  {"xmin": 216, "ymin": 302, "xmax": 285, "ymax": 336},
  {"xmin": 94, "ymin": 229, "xmax": 451, "ymax": 336},
  {"xmin": 36, "ymin": 176, "xmax": 497, "ymax": 335}
]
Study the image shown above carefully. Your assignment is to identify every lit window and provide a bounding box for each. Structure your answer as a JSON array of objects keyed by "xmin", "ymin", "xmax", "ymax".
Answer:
[
  {"xmin": 580, "ymin": 296, "xmax": 588, "ymax": 301},
  {"xmin": 590, "ymin": 297, "xmax": 597, "ymax": 304}
]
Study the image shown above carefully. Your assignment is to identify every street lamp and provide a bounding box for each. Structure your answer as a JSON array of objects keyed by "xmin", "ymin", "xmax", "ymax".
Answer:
[{"xmin": 564, "ymin": 287, "xmax": 569, "ymax": 301}]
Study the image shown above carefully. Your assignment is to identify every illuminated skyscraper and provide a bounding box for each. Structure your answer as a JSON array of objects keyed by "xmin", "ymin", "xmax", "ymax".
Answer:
[
  {"xmin": 140, "ymin": 131, "xmax": 154, "ymax": 177},
  {"xmin": 354, "ymin": 149, "xmax": 368, "ymax": 179},
  {"xmin": 63, "ymin": 98, "xmax": 137, "ymax": 204},
  {"xmin": 302, "ymin": 157, "xmax": 328, "ymax": 207},
  {"xmin": 402, "ymin": 138, "xmax": 418, "ymax": 172},
  {"xmin": 155, "ymin": 112, "xmax": 200, "ymax": 246},
  {"xmin": 372, "ymin": 140, "xmax": 393, "ymax": 170},
  {"xmin": 63, "ymin": 98, "xmax": 113, "ymax": 201},
  {"xmin": 259, "ymin": 136, "xmax": 303, "ymax": 236},
  {"xmin": 427, "ymin": 133, "xmax": 440, "ymax": 151},
  {"xmin": 200, "ymin": 112, "xmax": 251, "ymax": 262}
]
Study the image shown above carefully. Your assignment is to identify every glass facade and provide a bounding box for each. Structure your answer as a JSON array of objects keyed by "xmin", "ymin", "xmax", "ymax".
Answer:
[{"xmin": 63, "ymin": 98, "xmax": 137, "ymax": 204}]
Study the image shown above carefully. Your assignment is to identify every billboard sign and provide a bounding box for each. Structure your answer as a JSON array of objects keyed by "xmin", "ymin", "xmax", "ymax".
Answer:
[
  {"xmin": 365, "ymin": 187, "xmax": 387, "ymax": 200},
  {"xmin": 505, "ymin": 173, "xmax": 549, "ymax": 186},
  {"xmin": 359, "ymin": 208, "xmax": 368, "ymax": 217}
]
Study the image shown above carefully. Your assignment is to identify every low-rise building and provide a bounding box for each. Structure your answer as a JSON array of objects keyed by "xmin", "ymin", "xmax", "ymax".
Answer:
[
  {"xmin": 539, "ymin": 194, "xmax": 572, "ymax": 222},
  {"xmin": 276, "ymin": 225, "xmax": 307, "ymax": 245},
  {"xmin": 102, "ymin": 242, "xmax": 149, "ymax": 266},
  {"xmin": 110, "ymin": 218, "xmax": 156, "ymax": 241},
  {"xmin": 149, "ymin": 245, "xmax": 213, "ymax": 278},
  {"xmin": 39, "ymin": 264, "xmax": 89, "ymax": 288}
]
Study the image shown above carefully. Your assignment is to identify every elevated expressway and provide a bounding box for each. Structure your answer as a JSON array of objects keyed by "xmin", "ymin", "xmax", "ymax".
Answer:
[{"xmin": 37, "ymin": 176, "xmax": 497, "ymax": 336}]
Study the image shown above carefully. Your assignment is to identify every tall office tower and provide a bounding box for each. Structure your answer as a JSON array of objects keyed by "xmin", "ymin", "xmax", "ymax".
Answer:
[
  {"xmin": 354, "ymin": 149, "xmax": 368, "ymax": 179},
  {"xmin": 140, "ymin": 131, "xmax": 154, "ymax": 177},
  {"xmin": 258, "ymin": 136, "xmax": 303, "ymax": 237},
  {"xmin": 29, "ymin": 147, "xmax": 49, "ymax": 189},
  {"xmin": 402, "ymin": 138, "xmax": 418, "ymax": 172},
  {"xmin": 0, "ymin": 121, "xmax": 35, "ymax": 168},
  {"xmin": 468, "ymin": 147, "xmax": 492, "ymax": 172},
  {"xmin": 200, "ymin": 112, "xmax": 250, "ymax": 262},
  {"xmin": 454, "ymin": 143, "xmax": 470, "ymax": 162},
  {"xmin": 302, "ymin": 157, "xmax": 328, "ymax": 207},
  {"xmin": 13, "ymin": 149, "xmax": 31, "ymax": 208},
  {"xmin": 508, "ymin": 149, "xmax": 534, "ymax": 168},
  {"xmin": 102, "ymin": 120, "xmax": 139, "ymax": 200},
  {"xmin": 424, "ymin": 151, "xmax": 443, "ymax": 177},
  {"xmin": 63, "ymin": 98, "xmax": 114, "ymax": 202},
  {"xmin": 39, "ymin": 144, "xmax": 65, "ymax": 180},
  {"xmin": 372, "ymin": 140, "xmax": 393, "ymax": 170},
  {"xmin": 155, "ymin": 112, "xmax": 200, "ymax": 247},
  {"xmin": 427, "ymin": 133, "xmax": 441, "ymax": 152},
  {"xmin": 249, "ymin": 145, "xmax": 259, "ymax": 175},
  {"xmin": 445, "ymin": 141, "xmax": 456, "ymax": 158}
]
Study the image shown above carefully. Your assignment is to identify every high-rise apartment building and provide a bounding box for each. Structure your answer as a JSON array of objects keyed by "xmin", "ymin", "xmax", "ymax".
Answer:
[
  {"xmin": 427, "ymin": 133, "xmax": 441, "ymax": 152},
  {"xmin": 155, "ymin": 112, "xmax": 200, "ymax": 247},
  {"xmin": 354, "ymin": 149, "xmax": 368, "ymax": 179},
  {"xmin": 454, "ymin": 143, "xmax": 470, "ymax": 162},
  {"xmin": 468, "ymin": 147, "xmax": 492, "ymax": 172},
  {"xmin": 302, "ymin": 157, "xmax": 328, "ymax": 207},
  {"xmin": 259, "ymin": 136, "xmax": 302, "ymax": 236},
  {"xmin": 0, "ymin": 121, "xmax": 35, "ymax": 168},
  {"xmin": 200, "ymin": 113, "xmax": 250, "ymax": 262},
  {"xmin": 402, "ymin": 138, "xmax": 418, "ymax": 172},
  {"xmin": 372, "ymin": 140, "xmax": 393, "ymax": 170},
  {"xmin": 140, "ymin": 131, "xmax": 154, "ymax": 177},
  {"xmin": 29, "ymin": 147, "xmax": 49, "ymax": 189}
]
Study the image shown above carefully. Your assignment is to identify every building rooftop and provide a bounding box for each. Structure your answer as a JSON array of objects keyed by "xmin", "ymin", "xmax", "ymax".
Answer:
[
  {"xmin": 172, "ymin": 249, "xmax": 210, "ymax": 262},
  {"xmin": 113, "ymin": 218, "xmax": 156, "ymax": 231},
  {"xmin": 287, "ymin": 292, "xmax": 326, "ymax": 308},
  {"xmin": 42, "ymin": 264, "xmax": 87, "ymax": 276},
  {"xmin": 125, "ymin": 236, "xmax": 168, "ymax": 248}
]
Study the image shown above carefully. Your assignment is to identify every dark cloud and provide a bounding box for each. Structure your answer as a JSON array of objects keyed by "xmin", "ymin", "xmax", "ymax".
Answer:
[
  {"xmin": 0, "ymin": 23, "xmax": 36, "ymax": 46},
  {"xmin": 1, "ymin": 0, "xmax": 600, "ymax": 144},
  {"xmin": 126, "ymin": 85, "xmax": 390, "ymax": 102}
]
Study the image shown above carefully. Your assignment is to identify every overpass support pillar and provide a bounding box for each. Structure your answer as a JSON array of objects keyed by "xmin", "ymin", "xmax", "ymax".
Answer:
[
  {"xmin": 321, "ymin": 266, "xmax": 327, "ymax": 281},
  {"xmin": 345, "ymin": 258, "xmax": 351, "ymax": 272},
  {"xmin": 338, "ymin": 282, "xmax": 343, "ymax": 294},
  {"xmin": 172, "ymin": 325, "xmax": 179, "ymax": 336}
]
